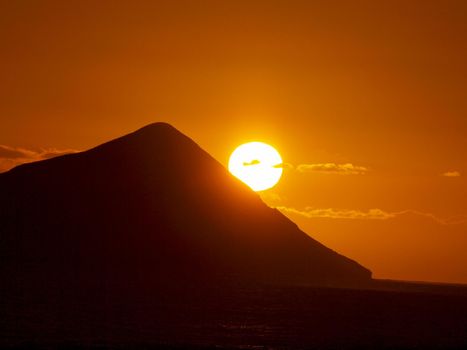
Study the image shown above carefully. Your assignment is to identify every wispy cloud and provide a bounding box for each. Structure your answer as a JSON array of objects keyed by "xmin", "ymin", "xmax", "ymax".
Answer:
[
  {"xmin": 296, "ymin": 163, "xmax": 368, "ymax": 175},
  {"xmin": 276, "ymin": 207, "xmax": 394, "ymax": 220},
  {"xmin": 442, "ymin": 171, "xmax": 461, "ymax": 177},
  {"xmin": 0, "ymin": 145, "xmax": 78, "ymax": 173},
  {"xmin": 276, "ymin": 206, "xmax": 467, "ymax": 225}
]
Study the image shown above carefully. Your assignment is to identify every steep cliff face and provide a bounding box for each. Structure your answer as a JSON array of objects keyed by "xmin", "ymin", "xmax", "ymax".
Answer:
[{"xmin": 0, "ymin": 122, "xmax": 371, "ymax": 290}]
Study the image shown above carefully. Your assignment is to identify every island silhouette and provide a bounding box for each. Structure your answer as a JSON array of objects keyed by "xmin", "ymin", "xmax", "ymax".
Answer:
[{"xmin": 1, "ymin": 123, "xmax": 466, "ymax": 349}]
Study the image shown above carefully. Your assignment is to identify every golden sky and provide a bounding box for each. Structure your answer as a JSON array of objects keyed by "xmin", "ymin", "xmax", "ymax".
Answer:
[{"xmin": 1, "ymin": 0, "xmax": 466, "ymax": 284}]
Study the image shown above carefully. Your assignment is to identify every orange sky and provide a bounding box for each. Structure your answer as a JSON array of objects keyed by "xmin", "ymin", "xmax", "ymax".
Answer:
[{"xmin": 1, "ymin": 0, "xmax": 466, "ymax": 284}]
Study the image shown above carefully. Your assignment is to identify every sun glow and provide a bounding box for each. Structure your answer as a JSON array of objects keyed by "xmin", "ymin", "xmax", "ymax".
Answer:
[{"xmin": 228, "ymin": 142, "xmax": 283, "ymax": 191}]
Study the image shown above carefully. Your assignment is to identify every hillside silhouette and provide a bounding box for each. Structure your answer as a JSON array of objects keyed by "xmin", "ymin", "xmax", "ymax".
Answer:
[{"xmin": 0, "ymin": 123, "xmax": 370, "ymax": 290}]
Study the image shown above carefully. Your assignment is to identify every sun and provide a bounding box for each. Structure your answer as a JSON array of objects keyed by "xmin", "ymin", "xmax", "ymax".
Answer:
[{"xmin": 228, "ymin": 142, "xmax": 283, "ymax": 191}]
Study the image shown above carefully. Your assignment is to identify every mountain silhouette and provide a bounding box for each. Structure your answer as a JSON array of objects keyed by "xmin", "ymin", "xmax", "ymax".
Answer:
[{"xmin": 0, "ymin": 123, "xmax": 370, "ymax": 295}]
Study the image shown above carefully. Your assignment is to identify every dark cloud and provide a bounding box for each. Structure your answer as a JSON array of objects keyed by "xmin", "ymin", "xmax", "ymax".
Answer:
[{"xmin": 243, "ymin": 159, "xmax": 260, "ymax": 166}]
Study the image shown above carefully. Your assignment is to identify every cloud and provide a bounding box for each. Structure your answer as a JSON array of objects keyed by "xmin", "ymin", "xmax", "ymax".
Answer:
[
  {"xmin": 442, "ymin": 171, "xmax": 461, "ymax": 177},
  {"xmin": 273, "ymin": 162, "xmax": 294, "ymax": 169},
  {"xmin": 276, "ymin": 206, "xmax": 467, "ymax": 225},
  {"xmin": 243, "ymin": 159, "xmax": 260, "ymax": 166},
  {"xmin": 0, "ymin": 145, "xmax": 37, "ymax": 159},
  {"xmin": 0, "ymin": 145, "xmax": 78, "ymax": 173},
  {"xmin": 276, "ymin": 206, "xmax": 394, "ymax": 220},
  {"xmin": 296, "ymin": 163, "xmax": 368, "ymax": 175}
]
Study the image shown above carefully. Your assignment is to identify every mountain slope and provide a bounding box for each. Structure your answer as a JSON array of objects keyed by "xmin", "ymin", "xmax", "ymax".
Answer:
[{"xmin": 0, "ymin": 123, "xmax": 371, "ymax": 290}]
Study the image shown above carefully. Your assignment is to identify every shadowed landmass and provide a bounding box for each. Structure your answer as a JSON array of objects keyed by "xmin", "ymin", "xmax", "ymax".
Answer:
[
  {"xmin": 1, "ymin": 123, "xmax": 466, "ymax": 349},
  {"xmin": 0, "ymin": 122, "xmax": 370, "ymax": 288}
]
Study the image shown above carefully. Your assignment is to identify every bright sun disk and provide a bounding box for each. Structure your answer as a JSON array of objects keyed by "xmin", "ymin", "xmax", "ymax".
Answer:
[{"xmin": 228, "ymin": 142, "xmax": 283, "ymax": 191}]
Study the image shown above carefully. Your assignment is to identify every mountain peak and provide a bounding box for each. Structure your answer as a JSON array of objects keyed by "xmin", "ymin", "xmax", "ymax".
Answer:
[
  {"xmin": 134, "ymin": 121, "xmax": 178, "ymax": 134},
  {"xmin": 100, "ymin": 122, "xmax": 192, "ymax": 150}
]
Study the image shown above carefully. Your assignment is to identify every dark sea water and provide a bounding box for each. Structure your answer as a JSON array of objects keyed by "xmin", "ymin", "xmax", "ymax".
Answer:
[{"xmin": 2, "ymin": 280, "xmax": 467, "ymax": 349}]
